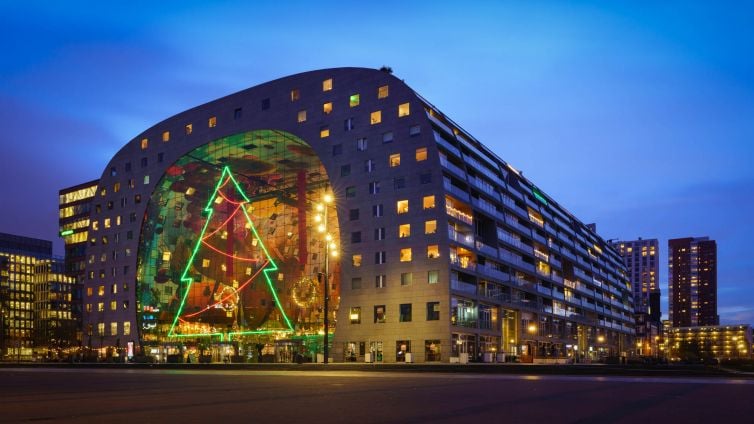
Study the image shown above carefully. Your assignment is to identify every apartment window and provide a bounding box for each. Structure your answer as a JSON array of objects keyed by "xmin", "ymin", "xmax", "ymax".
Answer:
[
  {"xmin": 427, "ymin": 302, "xmax": 440, "ymax": 320},
  {"xmin": 261, "ymin": 98, "xmax": 270, "ymax": 110},
  {"xmin": 423, "ymin": 195, "xmax": 436, "ymax": 209},
  {"xmin": 398, "ymin": 102, "xmax": 410, "ymax": 117},
  {"xmin": 374, "ymin": 305, "xmax": 386, "ymax": 323},
  {"xmin": 370, "ymin": 111, "xmax": 382, "ymax": 125},
  {"xmin": 428, "ymin": 269, "xmax": 440, "ymax": 284},
  {"xmin": 356, "ymin": 137, "xmax": 368, "ymax": 151},
  {"xmin": 374, "ymin": 227, "xmax": 385, "ymax": 240},
  {"xmin": 323, "ymin": 102, "xmax": 333, "ymax": 115},
  {"xmin": 104, "ymin": 218, "xmax": 111, "ymax": 229},
  {"xmin": 397, "ymin": 200, "xmax": 408, "ymax": 214},
  {"xmin": 349, "ymin": 307, "xmax": 361, "ymax": 324},
  {"xmin": 341, "ymin": 164, "xmax": 351, "ymax": 177},
  {"xmin": 350, "ymin": 94, "xmax": 360, "ymax": 107},
  {"xmin": 298, "ymin": 110, "xmax": 307, "ymax": 123},
  {"xmin": 344, "ymin": 117, "xmax": 354, "ymax": 131},
  {"xmin": 393, "ymin": 177, "xmax": 406, "ymax": 190},
  {"xmin": 365, "ymin": 159, "xmax": 375, "ymax": 173},
  {"xmin": 162, "ymin": 131, "xmax": 170, "ymax": 142},
  {"xmin": 123, "ymin": 321, "xmax": 131, "ymax": 336},
  {"xmin": 323, "ymin": 78, "xmax": 333, "ymax": 91},
  {"xmin": 320, "ymin": 126, "xmax": 330, "ymax": 138},
  {"xmin": 97, "ymin": 302, "xmax": 104, "ymax": 312},
  {"xmin": 185, "ymin": 124, "xmax": 193, "ymax": 135},
  {"xmin": 352, "ymin": 254, "xmax": 362, "ymax": 267},
  {"xmin": 351, "ymin": 277, "xmax": 362, "ymax": 289},
  {"xmin": 368, "ymin": 181, "xmax": 380, "ymax": 194},
  {"xmin": 208, "ymin": 116, "xmax": 217, "ymax": 127},
  {"xmin": 375, "ymin": 251, "xmax": 386, "ymax": 264},
  {"xmin": 332, "ymin": 144, "xmax": 343, "ymax": 156},
  {"xmin": 382, "ymin": 131, "xmax": 394, "ymax": 143},
  {"xmin": 399, "ymin": 304, "xmax": 412, "ymax": 322},
  {"xmin": 110, "ymin": 300, "xmax": 117, "ymax": 311},
  {"xmin": 140, "ymin": 138, "xmax": 148, "ymax": 150},
  {"xmin": 373, "ymin": 203, "xmax": 384, "ymax": 217},
  {"xmin": 110, "ymin": 322, "xmax": 118, "ymax": 336},
  {"xmin": 399, "ymin": 224, "xmax": 410, "ymax": 238},
  {"xmin": 378, "ymin": 85, "xmax": 389, "ymax": 99},
  {"xmin": 410, "ymin": 125, "xmax": 421, "ymax": 136},
  {"xmin": 349, "ymin": 208, "xmax": 359, "ymax": 221},
  {"xmin": 427, "ymin": 245, "xmax": 440, "ymax": 259},
  {"xmin": 234, "ymin": 107, "xmax": 243, "ymax": 120},
  {"xmin": 346, "ymin": 186, "xmax": 356, "ymax": 198},
  {"xmin": 143, "ymin": 175, "xmax": 150, "ymax": 185},
  {"xmin": 98, "ymin": 285, "xmax": 105, "ymax": 296},
  {"xmin": 400, "ymin": 248, "xmax": 412, "ymax": 262},
  {"xmin": 290, "ymin": 89, "xmax": 300, "ymax": 101},
  {"xmin": 375, "ymin": 274, "xmax": 386, "ymax": 288},
  {"xmin": 425, "ymin": 220, "xmax": 437, "ymax": 234},
  {"xmin": 389, "ymin": 153, "xmax": 400, "ymax": 167},
  {"xmin": 401, "ymin": 272, "xmax": 413, "ymax": 286},
  {"xmin": 351, "ymin": 231, "xmax": 362, "ymax": 244},
  {"xmin": 97, "ymin": 323, "xmax": 105, "ymax": 335}
]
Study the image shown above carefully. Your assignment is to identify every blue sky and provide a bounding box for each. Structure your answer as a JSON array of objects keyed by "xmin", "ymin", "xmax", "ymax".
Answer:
[{"xmin": 1, "ymin": 1, "xmax": 752, "ymax": 323}]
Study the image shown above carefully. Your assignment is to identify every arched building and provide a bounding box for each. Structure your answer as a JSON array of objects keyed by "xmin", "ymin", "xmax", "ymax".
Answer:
[{"xmin": 61, "ymin": 67, "xmax": 634, "ymax": 363}]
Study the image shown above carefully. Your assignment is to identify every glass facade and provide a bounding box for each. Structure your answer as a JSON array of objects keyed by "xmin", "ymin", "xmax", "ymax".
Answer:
[{"xmin": 136, "ymin": 130, "xmax": 340, "ymax": 356}]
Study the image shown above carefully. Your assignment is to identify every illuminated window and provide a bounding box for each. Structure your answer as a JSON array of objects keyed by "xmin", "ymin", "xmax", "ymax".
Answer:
[
  {"xmin": 349, "ymin": 307, "xmax": 361, "ymax": 324},
  {"xmin": 123, "ymin": 322, "xmax": 131, "ymax": 336},
  {"xmin": 162, "ymin": 251, "xmax": 171, "ymax": 261},
  {"xmin": 113, "ymin": 182, "xmax": 120, "ymax": 193},
  {"xmin": 320, "ymin": 126, "xmax": 330, "ymax": 138},
  {"xmin": 162, "ymin": 131, "xmax": 170, "ymax": 142},
  {"xmin": 378, "ymin": 85, "xmax": 389, "ymax": 99},
  {"xmin": 400, "ymin": 248, "xmax": 412, "ymax": 262},
  {"xmin": 398, "ymin": 102, "xmax": 410, "ymax": 117},
  {"xmin": 374, "ymin": 305, "xmax": 386, "ymax": 323},
  {"xmin": 397, "ymin": 200, "xmax": 408, "ymax": 214},
  {"xmin": 422, "ymin": 196, "xmax": 436, "ymax": 210},
  {"xmin": 416, "ymin": 148, "xmax": 428, "ymax": 161},
  {"xmin": 401, "ymin": 272, "xmax": 413, "ymax": 286},
  {"xmin": 202, "ymin": 258, "xmax": 210, "ymax": 268},
  {"xmin": 290, "ymin": 89, "xmax": 300, "ymax": 101},
  {"xmin": 425, "ymin": 220, "xmax": 437, "ymax": 234},
  {"xmin": 323, "ymin": 78, "xmax": 333, "ymax": 91},
  {"xmin": 399, "ymin": 223, "xmax": 411, "ymax": 238},
  {"xmin": 298, "ymin": 110, "xmax": 307, "ymax": 123},
  {"xmin": 427, "ymin": 245, "xmax": 440, "ymax": 259},
  {"xmin": 389, "ymin": 153, "xmax": 400, "ymax": 167},
  {"xmin": 428, "ymin": 270, "xmax": 439, "ymax": 284},
  {"xmin": 110, "ymin": 300, "xmax": 117, "ymax": 311},
  {"xmin": 86, "ymin": 287, "xmax": 93, "ymax": 296},
  {"xmin": 208, "ymin": 116, "xmax": 217, "ymax": 128},
  {"xmin": 92, "ymin": 221, "xmax": 99, "ymax": 231},
  {"xmin": 104, "ymin": 218, "xmax": 111, "ymax": 229},
  {"xmin": 110, "ymin": 322, "xmax": 118, "ymax": 336},
  {"xmin": 323, "ymin": 102, "xmax": 333, "ymax": 115},
  {"xmin": 370, "ymin": 111, "xmax": 382, "ymax": 125},
  {"xmin": 98, "ymin": 285, "xmax": 105, "ymax": 296},
  {"xmin": 185, "ymin": 124, "xmax": 193, "ymax": 135},
  {"xmin": 143, "ymin": 175, "xmax": 150, "ymax": 185},
  {"xmin": 97, "ymin": 323, "xmax": 105, "ymax": 335},
  {"xmin": 97, "ymin": 302, "xmax": 104, "ymax": 312},
  {"xmin": 352, "ymin": 254, "xmax": 362, "ymax": 267},
  {"xmin": 350, "ymin": 94, "xmax": 360, "ymax": 107},
  {"xmin": 140, "ymin": 138, "xmax": 148, "ymax": 150}
]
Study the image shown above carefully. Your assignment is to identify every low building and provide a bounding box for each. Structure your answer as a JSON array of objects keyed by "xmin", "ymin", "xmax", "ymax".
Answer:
[{"xmin": 665, "ymin": 325, "xmax": 751, "ymax": 361}]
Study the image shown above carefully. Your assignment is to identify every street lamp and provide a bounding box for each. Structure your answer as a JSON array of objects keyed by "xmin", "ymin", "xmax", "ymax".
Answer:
[
  {"xmin": 527, "ymin": 323, "xmax": 537, "ymax": 362},
  {"xmin": 315, "ymin": 192, "xmax": 337, "ymax": 364}
]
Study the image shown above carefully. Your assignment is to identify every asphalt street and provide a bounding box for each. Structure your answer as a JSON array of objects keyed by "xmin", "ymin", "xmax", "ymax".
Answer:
[{"xmin": 1, "ymin": 367, "xmax": 753, "ymax": 423}]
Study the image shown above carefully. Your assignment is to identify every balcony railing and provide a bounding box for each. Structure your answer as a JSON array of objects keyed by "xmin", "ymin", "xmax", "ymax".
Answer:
[
  {"xmin": 475, "ymin": 241, "xmax": 499, "ymax": 258},
  {"xmin": 448, "ymin": 227, "xmax": 474, "ymax": 247},
  {"xmin": 444, "ymin": 181, "xmax": 470, "ymax": 202},
  {"xmin": 450, "ymin": 278, "xmax": 477, "ymax": 295},
  {"xmin": 440, "ymin": 156, "xmax": 467, "ymax": 179},
  {"xmin": 450, "ymin": 255, "xmax": 476, "ymax": 271},
  {"xmin": 446, "ymin": 204, "xmax": 473, "ymax": 225}
]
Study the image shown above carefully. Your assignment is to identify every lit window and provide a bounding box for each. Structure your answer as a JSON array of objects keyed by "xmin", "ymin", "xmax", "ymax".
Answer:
[
  {"xmin": 104, "ymin": 218, "xmax": 111, "ymax": 229},
  {"xmin": 398, "ymin": 102, "xmax": 410, "ymax": 117},
  {"xmin": 323, "ymin": 78, "xmax": 333, "ymax": 91},
  {"xmin": 86, "ymin": 287, "xmax": 93, "ymax": 296},
  {"xmin": 123, "ymin": 322, "xmax": 131, "ymax": 336},
  {"xmin": 350, "ymin": 94, "xmax": 360, "ymax": 107},
  {"xmin": 140, "ymin": 138, "xmax": 148, "ymax": 150},
  {"xmin": 401, "ymin": 272, "xmax": 413, "ymax": 286},
  {"xmin": 425, "ymin": 220, "xmax": 437, "ymax": 234},
  {"xmin": 323, "ymin": 102, "xmax": 333, "ymax": 115},
  {"xmin": 97, "ymin": 323, "xmax": 105, "ymax": 335},
  {"xmin": 378, "ymin": 85, "xmax": 389, "ymax": 99},
  {"xmin": 374, "ymin": 305, "xmax": 386, "ymax": 322},
  {"xmin": 349, "ymin": 307, "xmax": 361, "ymax": 324},
  {"xmin": 370, "ymin": 111, "xmax": 382, "ymax": 125},
  {"xmin": 399, "ymin": 224, "xmax": 411, "ymax": 238},
  {"xmin": 389, "ymin": 153, "xmax": 401, "ymax": 167},
  {"xmin": 162, "ymin": 131, "xmax": 170, "ymax": 142},
  {"xmin": 416, "ymin": 148, "xmax": 428, "ymax": 161},
  {"xmin": 291, "ymin": 89, "xmax": 300, "ymax": 101},
  {"xmin": 397, "ymin": 200, "xmax": 408, "ymax": 214},
  {"xmin": 352, "ymin": 254, "xmax": 362, "ymax": 267},
  {"xmin": 113, "ymin": 182, "xmax": 120, "ymax": 192},
  {"xmin": 423, "ymin": 195, "xmax": 435, "ymax": 209},
  {"xmin": 202, "ymin": 258, "xmax": 210, "ymax": 268},
  {"xmin": 98, "ymin": 302, "xmax": 104, "ymax": 312},
  {"xmin": 208, "ymin": 116, "xmax": 217, "ymax": 128},
  {"xmin": 320, "ymin": 126, "xmax": 330, "ymax": 138},
  {"xmin": 110, "ymin": 322, "xmax": 118, "ymax": 336},
  {"xmin": 400, "ymin": 248, "xmax": 412, "ymax": 262},
  {"xmin": 427, "ymin": 245, "xmax": 440, "ymax": 259},
  {"xmin": 110, "ymin": 300, "xmax": 117, "ymax": 311},
  {"xmin": 428, "ymin": 270, "xmax": 439, "ymax": 284},
  {"xmin": 143, "ymin": 175, "xmax": 150, "ymax": 185},
  {"xmin": 298, "ymin": 110, "xmax": 307, "ymax": 123},
  {"xmin": 185, "ymin": 124, "xmax": 193, "ymax": 135},
  {"xmin": 98, "ymin": 285, "xmax": 105, "ymax": 296}
]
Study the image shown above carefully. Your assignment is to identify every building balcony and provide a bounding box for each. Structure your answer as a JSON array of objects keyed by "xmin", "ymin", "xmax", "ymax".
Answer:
[
  {"xmin": 450, "ymin": 278, "xmax": 477, "ymax": 295},
  {"xmin": 444, "ymin": 181, "xmax": 470, "ymax": 202},
  {"xmin": 446, "ymin": 204, "xmax": 473, "ymax": 225},
  {"xmin": 440, "ymin": 156, "xmax": 467, "ymax": 179},
  {"xmin": 448, "ymin": 227, "xmax": 475, "ymax": 247},
  {"xmin": 475, "ymin": 240, "xmax": 499, "ymax": 258}
]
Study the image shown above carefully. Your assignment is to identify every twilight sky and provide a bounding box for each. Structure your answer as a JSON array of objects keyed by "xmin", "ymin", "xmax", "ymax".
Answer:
[{"xmin": 1, "ymin": 1, "xmax": 752, "ymax": 323}]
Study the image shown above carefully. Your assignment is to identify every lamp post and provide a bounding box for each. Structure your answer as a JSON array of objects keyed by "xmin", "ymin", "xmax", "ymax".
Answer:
[
  {"xmin": 527, "ymin": 323, "xmax": 537, "ymax": 363},
  {"xmin": 315, "ymin": 193, "xmax": 337, "ymax": 364}
]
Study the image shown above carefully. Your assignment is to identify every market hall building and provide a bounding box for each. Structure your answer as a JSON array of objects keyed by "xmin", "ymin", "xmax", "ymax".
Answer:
[{"xmin": 61, "ymin": 67, "xmax": 635, "ymax": 363}]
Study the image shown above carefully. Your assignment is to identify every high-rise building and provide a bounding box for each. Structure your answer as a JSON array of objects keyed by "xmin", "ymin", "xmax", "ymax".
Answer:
[
  {"xmin": 59, "ymin": 180, "xmax": 99, "ymax": 280},
  {"xmin": 64, "ymin": 67, "xmax": 634, "ymax": 363},
  {"xmin": 668, "ymin": 237, "xmax": 718, "ymax": 327},
  {"xmin": 33, "ymin": 258, "xmax": 78, "ymax": 356},
  {"xmin": 0, "ymin": 232, "xmax": 53, "ymax": 360}
]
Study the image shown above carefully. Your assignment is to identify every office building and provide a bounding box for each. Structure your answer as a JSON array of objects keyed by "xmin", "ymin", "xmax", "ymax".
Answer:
[
  {"xmin": 65, "ymin": 67, "xmax": 634, "ymax": 362},
  {"xmin": 668, "ymin": 237, "xmax": 718, "ymax": 327}
]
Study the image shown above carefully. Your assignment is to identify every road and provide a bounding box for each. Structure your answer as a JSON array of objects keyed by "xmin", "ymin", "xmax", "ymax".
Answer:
[{"xmin": 1, "ymin": 367, "xmax": 753, "ymax": 423}]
